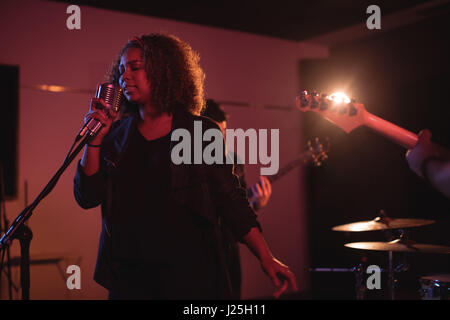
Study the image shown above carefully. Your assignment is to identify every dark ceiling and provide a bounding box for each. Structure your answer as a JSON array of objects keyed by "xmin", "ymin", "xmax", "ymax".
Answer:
[{"xmin": 54, "ymin": 0, "xmax": 438, "ymax": 41}]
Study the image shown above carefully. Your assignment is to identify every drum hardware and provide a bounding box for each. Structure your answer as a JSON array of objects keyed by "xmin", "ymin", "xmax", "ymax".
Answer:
[
  {"xmin": 419, "ymin": 274, "xmax": 450, "ymax": 300},
  {"xmin": 309, "ymin": 263, "xmax": 407, "ymax": 300},
  {"xmin": 332, "ymin": 210, "xmax": 449, "ymax": 300},
  {"xmin": 309, "ymin": 265, "xmax": 366, "ymax": 300},
  {"xmin": 345, "ymin": 240, "xmax": 450, "ymax": 299},
  {"xmin": 344, "ymin": 230, "xmax": 450, "ymax": 300}
]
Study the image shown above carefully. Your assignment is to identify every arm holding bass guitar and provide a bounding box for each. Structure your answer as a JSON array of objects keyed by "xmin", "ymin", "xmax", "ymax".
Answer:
[
  {"xmin": 406, "ymin": 129, "xmax": 450, "ymax": 198},
  {"xmin": 296, "ymin": 90, "xmax": 449, "ymax": 198}
]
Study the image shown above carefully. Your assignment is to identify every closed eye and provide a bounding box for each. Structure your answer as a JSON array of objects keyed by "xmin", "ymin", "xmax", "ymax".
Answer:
[
  {"xmin": 130, "ymin": 61, "xmax": 144, "ymax": 71},
  {"xmin": 118, "ymin": 61, "xmax": 144, "ymax": 75}
]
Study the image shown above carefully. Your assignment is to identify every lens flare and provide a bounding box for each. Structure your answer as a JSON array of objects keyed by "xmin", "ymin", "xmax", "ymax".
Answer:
[{"xmin": 329, "ymin": 92, "xmax": 350, "ymax": 104}]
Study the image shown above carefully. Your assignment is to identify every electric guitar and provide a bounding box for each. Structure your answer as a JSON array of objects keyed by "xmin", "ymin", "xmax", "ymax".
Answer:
[
  {"xmin": 296, "ymin": 90, "xmax": 419, "ymax": 149},
  {"xmin": 247, "ymin": 137, "xmax": 329, "ymax": 199}
]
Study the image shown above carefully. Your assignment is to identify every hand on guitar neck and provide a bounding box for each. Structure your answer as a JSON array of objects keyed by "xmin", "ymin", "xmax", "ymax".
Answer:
[
  {"xmin": 248, "ymin": 176, "xmax": 272, "ymax": 211},
  {"xmin": 406, "ymin": 129, "xmax": 450, "ymax": 198}
]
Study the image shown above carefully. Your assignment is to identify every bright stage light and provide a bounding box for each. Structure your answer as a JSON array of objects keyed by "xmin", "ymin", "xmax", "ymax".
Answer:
[{"xmin": 329, "ymin": 92, "xmax": 350, "ymax": 104}]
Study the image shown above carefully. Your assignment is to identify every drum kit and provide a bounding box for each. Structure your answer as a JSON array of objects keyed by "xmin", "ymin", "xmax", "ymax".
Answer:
[{"xmin": 312, "ymin": 210, "xmax": 450, "ymax": 300}]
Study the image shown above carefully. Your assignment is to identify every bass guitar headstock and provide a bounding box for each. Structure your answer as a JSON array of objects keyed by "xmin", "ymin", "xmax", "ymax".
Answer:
[{"xmin": 296, "ymin": 90, "xmax": 368, "ymax": 134}]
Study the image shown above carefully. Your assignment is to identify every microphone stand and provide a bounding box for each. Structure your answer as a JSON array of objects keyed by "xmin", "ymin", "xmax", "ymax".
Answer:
[
  {"xmin": 1, "ymin": 217, "xmax": 15, "ymax": 299},
  {"xmin": 0, "ymin": 164, "xmax": 16, "ymax": 299},
  {"xmin": 0, "ymin": 132, "xmax": 93, "ymax": 300}
]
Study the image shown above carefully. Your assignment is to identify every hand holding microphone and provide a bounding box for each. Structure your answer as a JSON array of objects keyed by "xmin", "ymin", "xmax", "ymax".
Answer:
[
  {"xmin": 83, "ymin": 98, "xmax": 118, "ymax": 145},
  {"xmin": 78, "ymin": 83, "xmax": 123, "ymax": 145}
]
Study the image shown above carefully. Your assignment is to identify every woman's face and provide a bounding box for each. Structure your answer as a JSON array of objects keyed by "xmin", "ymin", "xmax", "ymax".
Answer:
[{"xmin": 119, "ymin": 47, "xmax": 151, "ymax": 106}]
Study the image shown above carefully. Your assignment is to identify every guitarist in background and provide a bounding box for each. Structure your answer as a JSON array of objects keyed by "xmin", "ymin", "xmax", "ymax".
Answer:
[
  {"xmin": 203, "ymin": 99, "xmax": 272, "ymax": 299},
  {"xmin": 406, "ymin": 129, "xmax": 450, "ymax": 198},
  {"xmin": 203, "ymin": 100, "xmax": 273, "ymax": 210}
]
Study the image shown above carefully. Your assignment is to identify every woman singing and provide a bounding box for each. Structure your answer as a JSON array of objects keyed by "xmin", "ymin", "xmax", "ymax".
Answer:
[{"xmin": 74, "ymin": 33, "xmax": 297, "ymax": 300}]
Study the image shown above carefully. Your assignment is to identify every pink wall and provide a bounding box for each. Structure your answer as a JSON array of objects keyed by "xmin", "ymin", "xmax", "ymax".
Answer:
[{"xmin": 0, "ymin": 0, "xmax": 328, "ymax": 299}]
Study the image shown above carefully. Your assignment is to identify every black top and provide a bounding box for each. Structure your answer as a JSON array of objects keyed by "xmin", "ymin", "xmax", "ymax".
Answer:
[
  {"xmin": 113, "ymin": 124, "xmax": 172, "ymax": 261},
  {"xmin": 110, "ymin": 124, "xmax": 220, "ymax": 297}
]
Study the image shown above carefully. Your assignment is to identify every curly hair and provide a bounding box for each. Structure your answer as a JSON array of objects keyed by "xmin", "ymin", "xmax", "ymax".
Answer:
[{"xmin": 108, "ymin": 33, "xmax": 205, "ymax": 116}]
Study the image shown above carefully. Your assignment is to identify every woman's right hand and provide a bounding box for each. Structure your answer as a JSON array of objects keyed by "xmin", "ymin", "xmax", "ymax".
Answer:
[{"xmin": 84, "ymin": 98, "xmax": 119, "ymax": 145}]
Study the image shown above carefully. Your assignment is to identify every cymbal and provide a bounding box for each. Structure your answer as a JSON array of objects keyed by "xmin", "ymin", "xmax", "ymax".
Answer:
[
  {"xmin": 332, "ymin": 217, "xmax": 435, "ymax": 232},
  {"xmin": 345, "ymin": 239, "xmax": 450, "ymax": 254}
]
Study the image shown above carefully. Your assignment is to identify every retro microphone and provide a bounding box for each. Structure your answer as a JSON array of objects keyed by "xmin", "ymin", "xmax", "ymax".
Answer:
[{"xmin": 77, "ymin": 83, "xmax": 123, "ymax": 139}]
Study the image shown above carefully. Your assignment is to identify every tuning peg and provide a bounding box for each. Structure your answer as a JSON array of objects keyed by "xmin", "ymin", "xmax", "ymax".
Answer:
[{"xmin": 299, "ymin": 90, "xmax": 309, "ymax": 107}]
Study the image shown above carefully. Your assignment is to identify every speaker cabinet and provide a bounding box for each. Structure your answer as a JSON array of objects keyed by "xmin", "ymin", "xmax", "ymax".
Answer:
[{"xmin": 0, "ymin": 64, "xmax": 19, "ymax": 199}]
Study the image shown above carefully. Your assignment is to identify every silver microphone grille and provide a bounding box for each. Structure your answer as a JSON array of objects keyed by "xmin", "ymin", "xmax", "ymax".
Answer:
[{"xmin": 95, "ymin": 83, "xmax": 123, "ymax": 112}]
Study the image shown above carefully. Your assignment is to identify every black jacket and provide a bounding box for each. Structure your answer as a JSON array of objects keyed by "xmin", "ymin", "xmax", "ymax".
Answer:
[{"xmin": 73, "ymin": 110, "xmax": 260, "ymax": 298}]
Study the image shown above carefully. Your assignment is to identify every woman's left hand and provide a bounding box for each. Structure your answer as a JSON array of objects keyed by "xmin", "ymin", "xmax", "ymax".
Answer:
[{"xmin": 260, "ymin": 255, "xmax": 298, "ymax": 299}]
